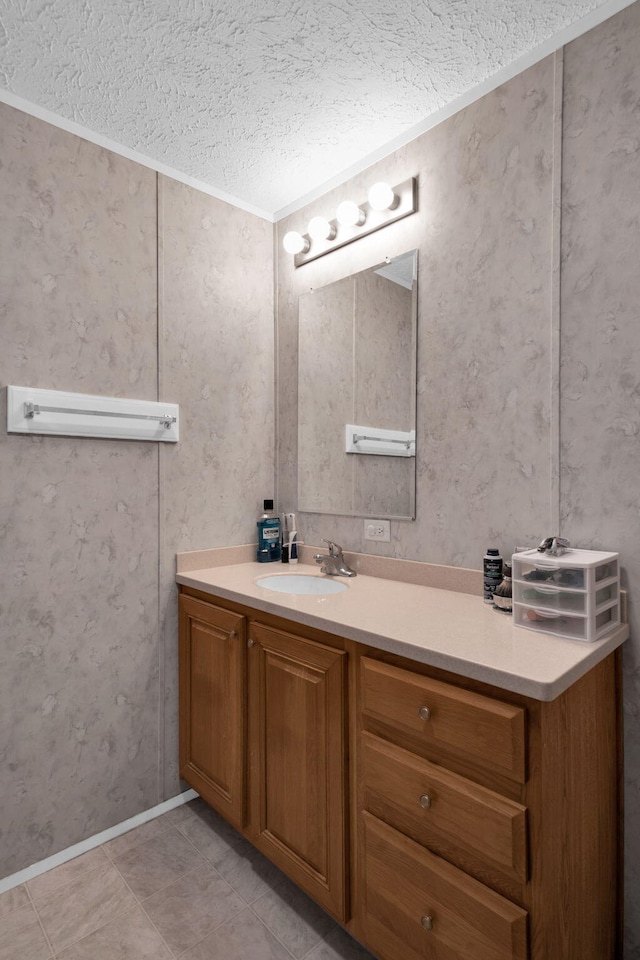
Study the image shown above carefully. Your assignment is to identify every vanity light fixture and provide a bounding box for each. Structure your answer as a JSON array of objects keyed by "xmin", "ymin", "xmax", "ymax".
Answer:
[
  {"xmin": 282, "ymin": 230, "xmax": 310, "ymax": 255},
  {"xmin": 308, "ymin": 216, "xmax": 336, "ymax": 241},
  {"xmin": 284, "ymin": 177, "xmax": 417, "ymax": 267},
  {"xmin": 336, "ymin": 200, "xmax": 366, "ymax": 227},
  {"xmin": 367, "ymin": 181, "xmax": 399, "ymax": 212}
]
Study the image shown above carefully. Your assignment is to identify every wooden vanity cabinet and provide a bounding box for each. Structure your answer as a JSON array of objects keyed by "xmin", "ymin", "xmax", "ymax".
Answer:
[
  {"xmin": 178, "ymin": 588, "xmax": 349, "ymax": 920},
  {"xmin": 354, "ymin": 649, "xmax": 620, "ymax": 960},
  {"xmin": 179, "ymin": 585, "xmax": 620, "ymax": 960}
]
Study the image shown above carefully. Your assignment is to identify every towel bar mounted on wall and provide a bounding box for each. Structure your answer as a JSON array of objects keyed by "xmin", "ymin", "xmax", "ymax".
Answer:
[
  {"xmin": 23, "ymin": 401, "xmax": 176, "ymax": 428},
  {"xmin": 345, "ymin": 423, "xmax": 415, "ymax": 458},
  {"xmin": 352, "ymin": 432, "xmax": 413, "ymax": 449},
  {"xmin": 7, "ymin": 386, "xmax": 180, "ymax": 442}
]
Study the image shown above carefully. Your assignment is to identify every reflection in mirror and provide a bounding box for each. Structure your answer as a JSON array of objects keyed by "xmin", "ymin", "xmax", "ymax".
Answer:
[{"xmin": 298, "ymin": 250, "xmax": 417, "ymax": 519}]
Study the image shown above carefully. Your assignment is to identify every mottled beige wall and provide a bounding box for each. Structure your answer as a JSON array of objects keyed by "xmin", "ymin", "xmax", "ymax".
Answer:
[
  {"xmin": 0, "ymin": 103, "xmax": 160, "ymax": 878},
  {"xmin": 277, "ymin": 54, "xmax": 556, "ymax": 563},
  {"xmin": 560, "ymin": 5, "xmax": 640, "ymax": 954},
  {"xmin": 0, "ymin": 102, "xmax": 274, "ymax": 878},
  {"xmin": 158, "ymin": 177, "xmax": 274, "ymax": 798},
  {"xmin": 277, "ymin": 6, "xmax": 640, "ymax": 954}
]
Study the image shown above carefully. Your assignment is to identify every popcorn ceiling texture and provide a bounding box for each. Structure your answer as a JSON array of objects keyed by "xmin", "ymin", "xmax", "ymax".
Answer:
[{"xmin": 0, "ymin": 0, "xmax": 606, "ymax": 213}]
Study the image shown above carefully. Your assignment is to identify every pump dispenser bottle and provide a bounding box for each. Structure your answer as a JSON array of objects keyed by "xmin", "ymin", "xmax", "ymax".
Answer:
[{"xmin": 257, "ymin": 500, "xmax": 281, "ymax": 562}]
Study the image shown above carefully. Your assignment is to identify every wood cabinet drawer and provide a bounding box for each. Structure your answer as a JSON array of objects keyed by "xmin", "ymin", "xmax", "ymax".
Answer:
[
  {"xmin": 361, "ymin": 732, "xmax": 528, "ymax": 884},
  {"xmin": 362, "ymin": 812, "xmax": 528, "ymax": 960},
  {"xmin": 361, "ymin": 657, "xmax": 526, "ymax": 782}
]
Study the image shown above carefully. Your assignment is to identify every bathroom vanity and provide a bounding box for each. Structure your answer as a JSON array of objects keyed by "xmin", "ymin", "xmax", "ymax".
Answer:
[{"xmin": 177, "ymin": 553, "xmax": 628, "ymax": 960}]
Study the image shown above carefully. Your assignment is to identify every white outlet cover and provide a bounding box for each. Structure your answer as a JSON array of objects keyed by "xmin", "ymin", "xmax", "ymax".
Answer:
[{"xmin": 364, "ymin": 519, "xmax": 391, "ymax": 542}]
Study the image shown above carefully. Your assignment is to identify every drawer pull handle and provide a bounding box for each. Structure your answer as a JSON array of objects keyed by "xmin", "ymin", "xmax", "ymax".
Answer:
[
  {"xmin": 419, "ymin": 794, "xmax": 432, "ymax": 809},
  {"xmin": 421, "ymin": 915, "xmax": 434, "ymax": 931},
  {"xmin": 419, "ymin": 705, "xmax": 431, "ymax": 721}
]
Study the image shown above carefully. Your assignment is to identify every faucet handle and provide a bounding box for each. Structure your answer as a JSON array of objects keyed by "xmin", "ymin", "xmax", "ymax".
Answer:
[{"xmin": 321, "ymin": 538, "xmax": 342, "ymax": 557}]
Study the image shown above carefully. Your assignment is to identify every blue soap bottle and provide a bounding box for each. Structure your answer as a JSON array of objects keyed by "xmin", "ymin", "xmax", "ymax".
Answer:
[{"xmin": 257, "ymin": 499, "xmax": 281, "ymax": 562}]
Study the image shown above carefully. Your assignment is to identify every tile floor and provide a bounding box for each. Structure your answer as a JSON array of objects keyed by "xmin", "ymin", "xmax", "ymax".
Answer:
[{"xmin": 0, "ymin": 798, "xmax": 376, "ymax": 960}]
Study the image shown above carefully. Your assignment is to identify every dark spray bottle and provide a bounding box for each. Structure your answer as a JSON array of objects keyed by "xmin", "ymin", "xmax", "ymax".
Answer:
[{"xmin": 483, "ymin": 548, "xmax": 503, "ymax": 603}]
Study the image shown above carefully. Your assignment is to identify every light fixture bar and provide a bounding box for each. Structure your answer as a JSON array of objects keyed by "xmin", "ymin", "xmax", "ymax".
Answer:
[{"xmin": 293, "ymin": 177, "xmax": 417, "ymax": 267}]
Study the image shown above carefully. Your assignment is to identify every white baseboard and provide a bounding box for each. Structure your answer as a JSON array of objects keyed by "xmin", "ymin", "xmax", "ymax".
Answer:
[{"xmin": 0, "ymin": 789, "xmax": 198, "ymax": 895}]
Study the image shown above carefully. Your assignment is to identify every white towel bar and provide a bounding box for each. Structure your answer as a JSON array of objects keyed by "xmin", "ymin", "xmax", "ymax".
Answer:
[{"xmin": 7, "ymin": 386, "xmax": 179, "ymax": 442}]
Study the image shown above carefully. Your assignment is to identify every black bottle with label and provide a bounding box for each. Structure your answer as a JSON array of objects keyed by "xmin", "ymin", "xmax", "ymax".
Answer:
[{"xmin": 483, "ymin": 548, "xmax": 503, "ymax": 603}]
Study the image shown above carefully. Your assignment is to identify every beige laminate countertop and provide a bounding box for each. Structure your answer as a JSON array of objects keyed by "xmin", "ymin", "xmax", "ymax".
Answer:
[{"xmin": 176, "ymin": 560, "xmax": 628, "ymax": 701}]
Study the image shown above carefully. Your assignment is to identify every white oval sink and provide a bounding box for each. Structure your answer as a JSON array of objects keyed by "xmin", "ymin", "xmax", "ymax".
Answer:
[{"xmin": 257, "ymin": 574, "xmax": 348, "ymax": 595}]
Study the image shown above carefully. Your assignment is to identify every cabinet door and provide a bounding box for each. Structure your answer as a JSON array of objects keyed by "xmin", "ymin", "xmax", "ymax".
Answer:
[
  {"xmin": 179, "ymin": 594, "xmax": 245, "ymax": 829},
  {"xmin": 248, "ymin": 622, "xmax": 348, "ymax": 921}
]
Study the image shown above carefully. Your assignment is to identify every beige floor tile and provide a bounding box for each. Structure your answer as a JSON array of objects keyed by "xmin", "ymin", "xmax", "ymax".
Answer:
[
  {"xmin": 0, "ymin": 884, "xmax": 30, "ymax": 920},
  {"xmin": 102, "ymin": 816, "xmax": 172, "ymax": 860},
  {"xmin": 171, "ymin": 800, "xmax": 243, "ymax": 866},
  {"xmin": 0, "ymin": 904, "xmax": 52, "ymax": 960},
  {"xmin": 141, "ymin": 861, "xmax": 244, "ymax": 955},
  {"xmin": 180, "ymin": 906, "xmax": 292, "ymax": 960},
  {"xmin": 52, "ymin": 904, "xmax": 172, "ymax": 960},
  {"xmin": 34, "ymin": 861, "xmax": 137, "ymax": 955},
  {"xmin": 214, "ymin": 840, "xmax": 286, "ymax": 905},
  {"xmin": 111, "ymin": 825, "xmax": 204, "ymax": 900},
  {"xmin": 304, "ymin": 925, "xmax": 376, "ymax": 960},
  {"xmin": 167, "ymin": 798, "xmax": 218, "ymax": 830},
  {"xmin": 251, "ymin": 876, "xmax": 336, "ymax": 959},
  {"xmin": 165, "ymin": 797, "xmax": 205, "ymax": 826},
  {"xmin": 26, "ymin": 848, "xmax": 108, "ymax": 902}
]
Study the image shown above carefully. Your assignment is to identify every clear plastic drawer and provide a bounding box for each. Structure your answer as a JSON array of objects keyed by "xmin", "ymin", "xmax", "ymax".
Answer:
[
  {"xmin": 513, "ymin": 561, "xmax": 585, "ymax": 590},
  {"xmin": 513, "ymin": 601, "xmax": 619, "ymax": 642},
  {"xmin": 513, "ymin": 580, "xmax": 617, "ymax": 616},
  {"xmin": 512, "ymin": 548, "xmax": 620, "ymax": 643}
]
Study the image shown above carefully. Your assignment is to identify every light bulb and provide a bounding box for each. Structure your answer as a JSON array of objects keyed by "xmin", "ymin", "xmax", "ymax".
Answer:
[
  {"xmin": 307, "ymin": 216, "xmax": 336, "ymax": 241},
  {"xmin": 368, "ymin": 181, "xmax": 397, "ymax": 211},
  {"xmin": 336, "ymin": 200, "xmax": 366, "ymax": 227},
  {"xmin": 282, "ymin": 231, "xmax": 309, "ymax": 255}
]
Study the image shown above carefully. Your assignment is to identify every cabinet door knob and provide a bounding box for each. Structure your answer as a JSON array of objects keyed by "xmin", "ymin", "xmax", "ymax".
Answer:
[
  {"xmin": 229, "ymin": 630, "xmax": 237, "ymax": 638},
  {"xmin": 419, "ymin": 705, "xmax": 431, "ymax": 721},
  {"xmin": 419, "ymin": 794, "xmax": 432, "ymax": 809},
  {"xmin": 421, "ymin": 915, "xmax": 434, "ymax": 931},
  {"xmin": 247, "ymin": 638, "xmax": 255, "ymax": 647}
]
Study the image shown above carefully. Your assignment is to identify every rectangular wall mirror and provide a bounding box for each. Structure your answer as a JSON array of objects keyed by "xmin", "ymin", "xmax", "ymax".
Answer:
[{"xmin": 297, "ymin": 249, "xmax": 418, "ymax": 519}]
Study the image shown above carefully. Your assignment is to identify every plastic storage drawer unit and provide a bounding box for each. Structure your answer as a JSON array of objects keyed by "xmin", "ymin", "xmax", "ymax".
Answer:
[{"xmin": 512, "ymin": 548, "xmax": 619, "ymax": 642}]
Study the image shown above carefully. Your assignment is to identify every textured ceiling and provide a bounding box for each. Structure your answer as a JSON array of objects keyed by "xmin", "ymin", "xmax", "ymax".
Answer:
[{"xmin": 0, "ymin": 0, "xmax": 628, "ymax": 217}]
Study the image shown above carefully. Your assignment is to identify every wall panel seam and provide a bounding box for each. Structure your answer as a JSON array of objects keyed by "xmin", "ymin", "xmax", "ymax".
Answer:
[
  {"xmin": 550, "ymin": 48, "xmax": 564, "ymax": 534},
  {"xmin": 156, "ymin": 171, "xmax": 165, "ymax": 803}
]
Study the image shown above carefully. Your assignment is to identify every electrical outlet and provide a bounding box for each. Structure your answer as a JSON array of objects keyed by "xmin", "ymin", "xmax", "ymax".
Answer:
[{"xmin": 364, "ymin": 519, "xmax": 390, "ymax": 542}]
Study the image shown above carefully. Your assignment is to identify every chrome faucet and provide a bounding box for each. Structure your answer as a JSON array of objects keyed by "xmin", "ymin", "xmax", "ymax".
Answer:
[{"xmin": 313, "ymin": 539, "xmax": 357, "ymax": 577}]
